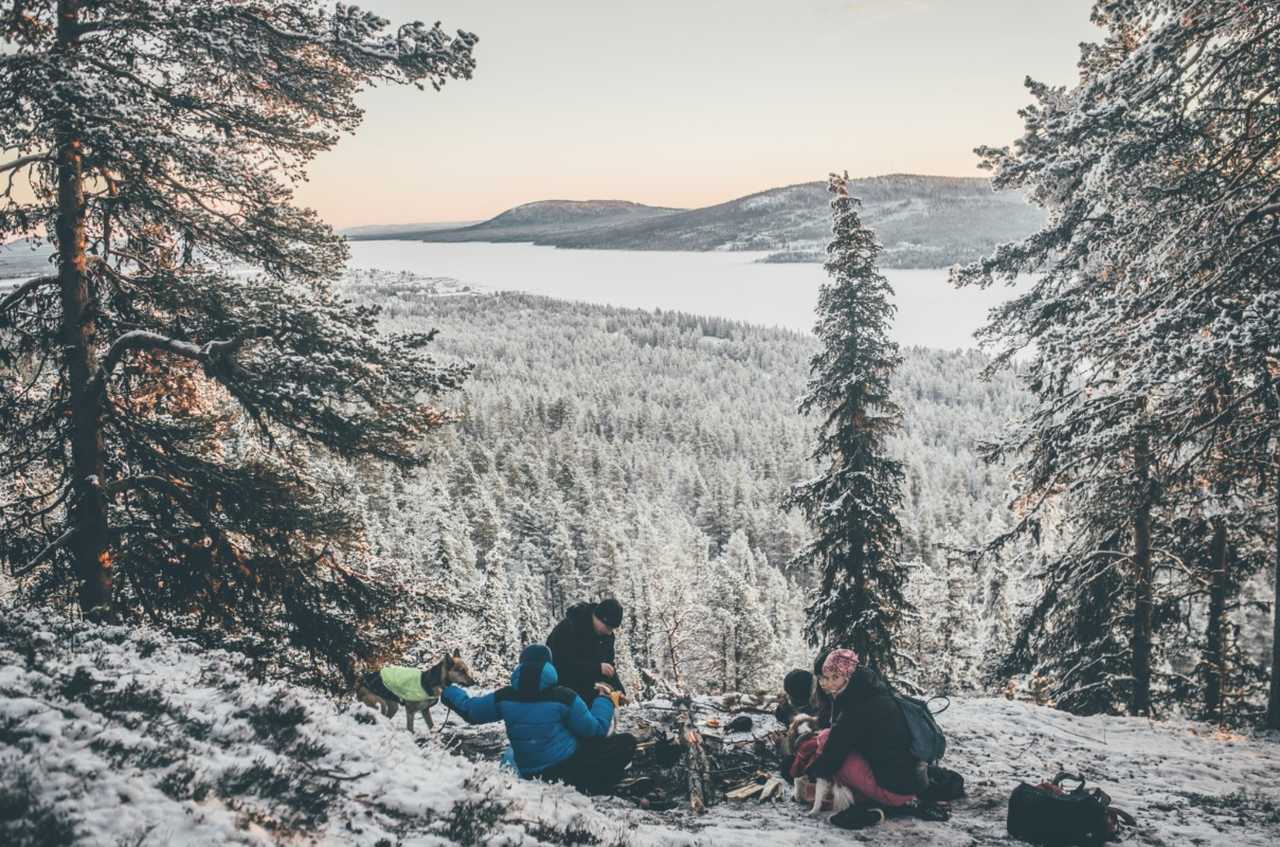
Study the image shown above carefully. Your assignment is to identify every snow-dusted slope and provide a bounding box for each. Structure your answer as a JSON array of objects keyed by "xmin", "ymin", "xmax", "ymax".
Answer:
[
  {"xmin": 612, "ymin": 698, "xmax": 1280, "ymax": 846},
  {"xmin": 4, "ymin": 606, "xmax": 1278, "ymax": 846},
  {"xmin": 0, "ymin": 609, "xmax": 625, "ymax": 846}
]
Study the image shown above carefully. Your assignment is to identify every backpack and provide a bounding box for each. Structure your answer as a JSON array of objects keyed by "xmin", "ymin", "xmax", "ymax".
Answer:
[
  {"xmin": 1007, "ymin": 773, "xmax": 1136, "ymax": 846},
  {"xmin": 894, "ymin": 692, "xmax": 947, "ymax": 764}
]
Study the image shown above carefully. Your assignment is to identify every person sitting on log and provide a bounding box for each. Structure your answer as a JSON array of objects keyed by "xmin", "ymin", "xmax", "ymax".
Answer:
[
  {"xmin": 441, "ymin": 644, "xmax": 637, "ymax": 796},
  {"xmin": 546, "ymin": 597, "xmax": 626, "ymax": 705}
]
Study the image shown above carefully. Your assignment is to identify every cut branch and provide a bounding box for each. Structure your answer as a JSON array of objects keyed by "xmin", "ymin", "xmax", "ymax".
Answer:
[{"xmin": 675, "ymin": 694, "xmax": 716, "ymax": 814}]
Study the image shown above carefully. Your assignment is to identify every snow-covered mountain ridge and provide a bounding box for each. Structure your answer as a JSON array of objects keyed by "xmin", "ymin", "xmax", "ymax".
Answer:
[
  {"xmin": 3, "ymin": 606, "xmax": 1278, "ymax": 846},
  {"xmin": 358, "ymin": 175, "xmax": 1044, "ymax": 269}
]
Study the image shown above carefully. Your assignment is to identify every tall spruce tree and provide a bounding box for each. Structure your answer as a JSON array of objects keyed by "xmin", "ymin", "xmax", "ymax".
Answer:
[
  {"xmin": 1, "ymin": 1, "xmax": 476, "ymax": 687},
  {"xmin": 787, "ymin": 171, "xmax": 910, "ymax": 672}
]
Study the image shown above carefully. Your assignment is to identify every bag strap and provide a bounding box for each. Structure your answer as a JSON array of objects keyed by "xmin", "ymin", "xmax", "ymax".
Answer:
[
  {"xmin": 926, "ymin": 695, "xmax": 950, "ymax": 715},
  {"xmin": 1053, "ymin": 772, "xmax": 1086, "ymax": 791},
  {"xmin": 1111, "ymin": 807, "xmax": 1137, "ymax": 827}
]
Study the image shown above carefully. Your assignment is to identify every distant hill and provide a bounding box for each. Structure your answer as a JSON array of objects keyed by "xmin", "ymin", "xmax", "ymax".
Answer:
[
  {"xmin": 365, "ymin": 199, "xmax": 685, "ymax": 245},
  {"xmin": 358, "ymin": 175, "xmax": 1046, "ymax": 268}
]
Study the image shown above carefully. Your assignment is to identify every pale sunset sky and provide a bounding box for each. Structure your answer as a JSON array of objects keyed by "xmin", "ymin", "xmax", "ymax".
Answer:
[{"xmin": 297, "ymin": 0, "xmax": 1100, "ymax": 228}]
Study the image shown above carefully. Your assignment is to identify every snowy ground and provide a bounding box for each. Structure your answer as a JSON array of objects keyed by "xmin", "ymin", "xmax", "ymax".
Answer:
[{"xmin": 3, "ymin": 608, "xmax": 1278, "ymax": 846}]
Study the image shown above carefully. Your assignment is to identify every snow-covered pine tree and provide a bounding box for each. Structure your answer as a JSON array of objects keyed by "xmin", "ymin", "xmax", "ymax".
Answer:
[
  {"xmin": 787, "ymin": 171, "xmax": 911, "ymax": 672},
  {"xmin": 939, "ymin": 528, "xmax": 980, "ymax": 692},
  {"xmin": 0, "ymin": 1, "xmax": 475, "ymax": 686},
  {"xmin": 473, "ymin": 551, "xmax": 519, "ymax": 680},
  {"xmin": 955, "ymin": 0, "xmax": 1280, "ymax": 721},
  {"xmin": 703, "ymin": 530, "xmax": 778, "ymax": 693}
]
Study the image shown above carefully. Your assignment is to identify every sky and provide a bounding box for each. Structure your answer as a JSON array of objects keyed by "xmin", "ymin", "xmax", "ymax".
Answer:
[{"xmin": 296, "ymin": 0, "xmax": 1101, "ymax": 228}]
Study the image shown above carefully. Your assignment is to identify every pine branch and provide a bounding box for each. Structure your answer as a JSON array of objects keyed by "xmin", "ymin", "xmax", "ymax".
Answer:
[
  {"xmin": 11, "ymin": 527, "xmax": 76, "ymax": 578},
  {"xmin": 0, "ymin": 274, "xmax": 55, "ymax": 313},
  {"xmin": 0, "ymin": 152, "xmax": 49, "ymax": 174},
  {"xmin": 94, "ymin": 326, "xmax": 272, "ymax": 391}
]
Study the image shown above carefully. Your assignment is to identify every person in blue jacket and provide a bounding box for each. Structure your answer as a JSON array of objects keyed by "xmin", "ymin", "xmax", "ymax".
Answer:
[{"xmin": 441, "ymin": 643, "xmax": 637, "ymax": 795}]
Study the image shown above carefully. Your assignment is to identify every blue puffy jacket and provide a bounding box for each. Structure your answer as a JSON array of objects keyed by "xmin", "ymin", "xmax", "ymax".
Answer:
[{"xmin": 441, "ymin": 656, "xmax": 614, "ymax": 776}]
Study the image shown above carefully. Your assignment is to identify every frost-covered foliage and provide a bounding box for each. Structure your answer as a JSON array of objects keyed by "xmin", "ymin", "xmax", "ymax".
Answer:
[
  {"xmin": 0, "ymin": 2, "xmax": 476, "ymax": 688},
  {"xmin": 953, "ymin": 0, "xmax": 1280, "ymax": 724},
  {"xmin": 786, "ymin": 172, "xmax": 912, "ymax": 673},
  {"xmin": 338, "ymin": 279, "xmax": 1031, "ymax": 695},
  {"xmin": 0, "ymin": 604, "xmax": 633, "ymax": 847}
]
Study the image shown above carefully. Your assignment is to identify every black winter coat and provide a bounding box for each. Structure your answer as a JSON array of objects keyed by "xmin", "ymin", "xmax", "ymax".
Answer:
[
  {"xmin": 805, "ymin": 667, "xmax": 920, "ymax": 795},
  {"xmin": 546, "ymin": 602, "xmax": 625, "ymax": 702}
]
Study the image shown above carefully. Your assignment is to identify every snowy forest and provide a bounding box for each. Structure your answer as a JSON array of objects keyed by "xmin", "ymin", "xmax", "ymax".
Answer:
[
  {"xmin": 337, "ymin": 273, "xmax": 1031, "ymax": 696},
  {"xmin": 3, "ymin": 0, "xmax": 1280, "ymax": 845}
]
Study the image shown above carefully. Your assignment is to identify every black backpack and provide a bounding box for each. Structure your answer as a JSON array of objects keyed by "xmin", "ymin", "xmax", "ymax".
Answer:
[
  {"xmin": 1007, "ymin": 773, "xmax": 1136, "ymax": 846},
  {"xmin": 894, "ymin": 692, "xmax": 947, "ymax": 764}
]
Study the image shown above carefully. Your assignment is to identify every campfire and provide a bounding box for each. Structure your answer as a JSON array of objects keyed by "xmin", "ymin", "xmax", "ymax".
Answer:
[{"xmin": 445, "ymin": 690, "xmax": 790, "ymax": 813}]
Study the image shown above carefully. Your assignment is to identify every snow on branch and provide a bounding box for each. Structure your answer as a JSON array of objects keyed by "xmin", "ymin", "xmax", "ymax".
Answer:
[
  {"xmin": 0, "ymin": 152, "xmax": 50, "ymax": 174},
  {"xmin": 94, "ymin": 326, "xmax": 272, "ymax": 390},
  {"xmin": 11, "ymin": 527, "xmax": 77, "ymax": 578},
  {"xmin": 0, "ymin": 275, "xmax": 56, "ymax": 313}
]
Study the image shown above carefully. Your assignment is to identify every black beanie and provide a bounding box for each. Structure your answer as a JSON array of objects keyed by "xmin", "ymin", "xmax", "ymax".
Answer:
[
  {"xmin": 594, "ymin": 598, "xmax": 623, "ymax": 629},
  {"xmin": 520, "ymin": 643, "xmax": 552, "ymax": 665},
  {"xmin": 784, "ymin": 669, "xmax": 813, "ymax": 705}
]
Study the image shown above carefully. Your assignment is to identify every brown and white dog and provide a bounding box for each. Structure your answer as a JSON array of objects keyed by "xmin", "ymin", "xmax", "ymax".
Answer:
[
  {"xmin": 786, "ymin": 714, "xmax": 854, "ymax": 816},
  {"xmin": 356, "ymin": 651, "xmax": 478, "ymax": 732}
]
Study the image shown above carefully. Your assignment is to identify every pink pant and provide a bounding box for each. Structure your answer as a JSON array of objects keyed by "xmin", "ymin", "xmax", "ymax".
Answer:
[{"xmin": 812, "ymin": 728, "xmax": 916, "ymax": 808}]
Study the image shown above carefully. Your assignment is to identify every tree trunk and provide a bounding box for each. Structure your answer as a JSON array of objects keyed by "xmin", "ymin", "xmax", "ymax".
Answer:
[
  {"xmin": 1204, "ymin": 519, "xmax": 1229, "ymax": 721},
  {"xmin": 55, "ymin": 0, "xmax": 112, "ymax": 617},
  {"xmin": 1267, "ymin": 469, "xmax": 1280, "ymax": 729},
  {"xmin": 1131, "ymin": 428, "xmax": 1154, "ymax": 716}
]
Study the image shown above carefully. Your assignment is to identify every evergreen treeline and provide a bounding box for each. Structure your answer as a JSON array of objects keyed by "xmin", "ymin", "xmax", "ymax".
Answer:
[{"xmin": 338, "ymin": 276, "xmax": 1030, "ymax": 694}]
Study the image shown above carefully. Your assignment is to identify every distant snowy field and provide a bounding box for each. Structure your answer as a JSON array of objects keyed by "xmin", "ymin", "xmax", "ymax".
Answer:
[
  {"xmin": 4, "ymin": 607, "xmax": 1278, "ymax": 846},
  {"xmin": 346, "ymin": 241, "xmax": 1031, "ymax": 350}
]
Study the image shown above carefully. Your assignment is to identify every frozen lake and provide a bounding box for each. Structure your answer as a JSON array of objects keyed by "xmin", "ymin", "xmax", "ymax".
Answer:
[{"xmin": 348, "ymin": 240, "xmax": 1023, "ymax": 349}]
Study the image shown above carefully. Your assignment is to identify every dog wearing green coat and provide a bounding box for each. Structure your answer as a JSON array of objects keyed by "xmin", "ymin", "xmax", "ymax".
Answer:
[{"xmin": 357, "ymin": 651, "xmax": 479, "ymax": 732}]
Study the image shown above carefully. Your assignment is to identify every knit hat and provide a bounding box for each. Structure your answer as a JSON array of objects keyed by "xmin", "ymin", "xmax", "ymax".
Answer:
[
  {"xmin": 821, "ymin": 649, "xmax": 860, "ymax": 688},
  {"xmin": 516, "ymin": 643, "xmax": 553, "ymax": 695},
  {"xmin": 784, "ymin": 669, "xmax": 814, "ymax": 705},
  {"xmin": 520, "ymin": 643, "xmax": 552, "ymax": 665},
  {"xmin": 594, "ymin": 598, "xmax": 623, "ymax": 629}
]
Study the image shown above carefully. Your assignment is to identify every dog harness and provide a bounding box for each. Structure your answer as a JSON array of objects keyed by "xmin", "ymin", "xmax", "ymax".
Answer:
[{"xmin": 379, "ymin": 665, "xmax": 429, "ymax": 703}]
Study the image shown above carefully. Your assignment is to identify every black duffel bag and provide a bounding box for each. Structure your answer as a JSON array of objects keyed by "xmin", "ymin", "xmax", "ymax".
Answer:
[{"xmin": 1007, "ymin": 773, "xmax": 1135, "ymax": 846}]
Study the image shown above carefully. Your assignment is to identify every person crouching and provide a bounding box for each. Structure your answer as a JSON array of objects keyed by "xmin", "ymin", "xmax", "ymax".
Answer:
[{"xmin": 441, "ymin": 644, "xmax": 637, "ymax": 795}]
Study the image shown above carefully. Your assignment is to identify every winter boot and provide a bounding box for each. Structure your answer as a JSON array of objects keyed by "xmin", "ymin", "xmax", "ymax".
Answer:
[{"xmin": 912, "ymin": 801, "xmax": 951, "ymax": 822}]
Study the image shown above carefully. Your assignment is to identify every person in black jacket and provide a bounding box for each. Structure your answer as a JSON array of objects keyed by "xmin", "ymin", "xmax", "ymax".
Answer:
[
  {"xmin": 804, "ymin": 648, "xmax": 927, "ymax": 797},
  {"xmin": 546, "ymin": 598, "xmax": 626, "ymax": 704}
]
